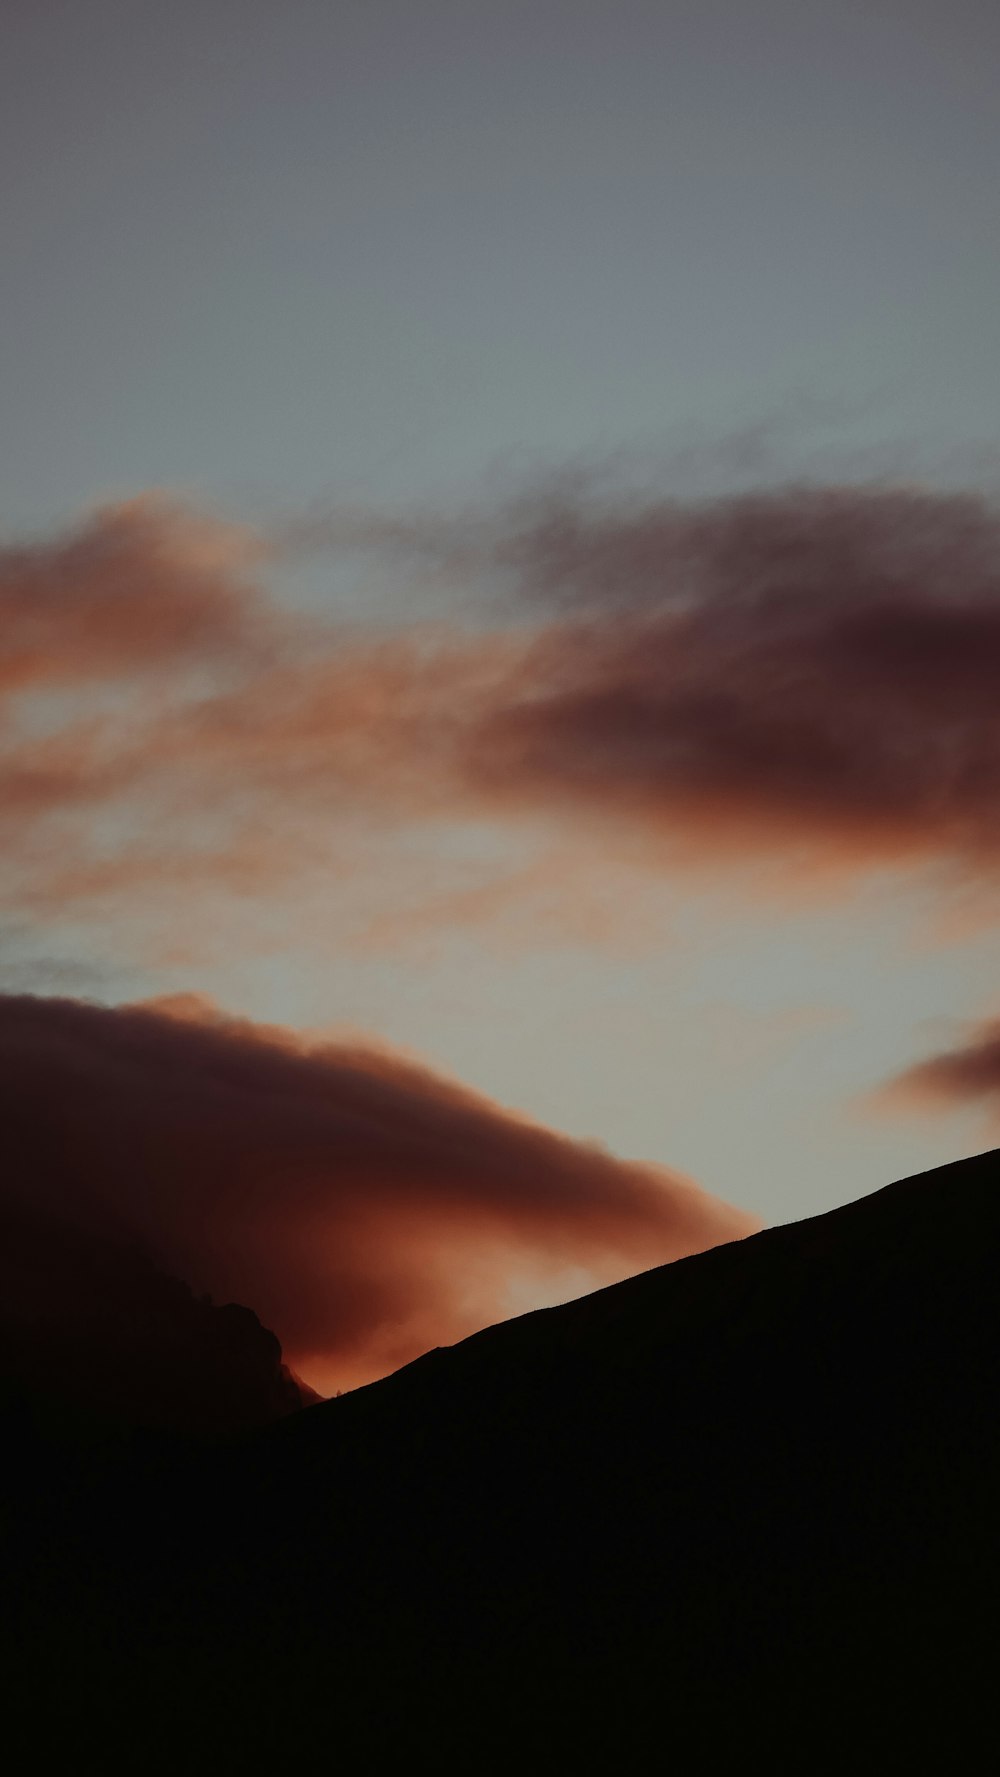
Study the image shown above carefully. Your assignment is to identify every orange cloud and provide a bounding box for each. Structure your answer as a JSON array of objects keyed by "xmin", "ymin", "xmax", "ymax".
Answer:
[
  {"xmin": 4, "ymin": 480, "xmax": 1000, "ymax": 957},
  {"xmin": 879, "ymin": 1019, "xmax": 1000, "ymax": 1128},
  {"xmin": 456, "ymin": 483, "xmax": 1000, "ymax": 875},
  {"xmin": 0, "ymin": 496, "xmax": 266, "ymax": 695},
  {"xmin": 0, "ymin": 993, "xmax": 758, "ymax": 1394}
]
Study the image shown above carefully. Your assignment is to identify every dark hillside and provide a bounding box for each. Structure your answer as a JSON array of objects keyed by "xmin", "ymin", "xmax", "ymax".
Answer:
[{"xmin": 5, "ymin": 1149, "xmax": 998, "ymax": 1769}]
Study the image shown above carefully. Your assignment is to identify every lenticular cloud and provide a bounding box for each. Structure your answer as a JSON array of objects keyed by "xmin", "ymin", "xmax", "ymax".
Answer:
[{"xmin": 0, "ymin": 992, "xmax": 757, "ymax": 1393}]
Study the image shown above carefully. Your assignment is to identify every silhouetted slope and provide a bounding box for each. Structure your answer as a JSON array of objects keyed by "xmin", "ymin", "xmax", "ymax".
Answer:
[
  {"xmin": 0, "ymin": 1203, "xmax": 312, "ymax": 1435},
  {"xmin": 6, "ymin": 1149, "xmax": 999, "ymax": 1770}
]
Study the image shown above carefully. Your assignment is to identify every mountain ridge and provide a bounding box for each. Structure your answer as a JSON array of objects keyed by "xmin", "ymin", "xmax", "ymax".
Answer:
[
  {"xmin": 277, "ymin": 1141, "xmax": 998, "ymax": 1439},
  {"xmin": 6, "ymin": 1147, "xmax": 999, "ymax": 1770}
]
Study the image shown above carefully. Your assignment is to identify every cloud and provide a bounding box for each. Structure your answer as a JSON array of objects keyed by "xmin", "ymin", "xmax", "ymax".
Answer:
[
  {"xmin": 285, "ymin": 479, "xmax": 1000, "ymax": 884},
  {"xmin": 0, "ymin": 495, "xmax": 266, "ymax": 695},
  {"xmin": 4, "ymin": 479, "xmax": 1000, "ymax": 958},
  {"xmin": 879, "ymin": 1019, "xmax": 1000, "ymax": 1126},
  {"xmin": 0, "ymin": 993, "xmax": 757, "ymax": 1394},
  {"xmin": 456, "ymin": 482, "xmax": 1000, "ymax": 876}
]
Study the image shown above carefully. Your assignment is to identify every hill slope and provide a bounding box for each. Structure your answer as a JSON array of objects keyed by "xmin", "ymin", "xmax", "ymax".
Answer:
[{"xmin": 6, "ymin": 1148, "xmax": 999, "ymax": 1768}]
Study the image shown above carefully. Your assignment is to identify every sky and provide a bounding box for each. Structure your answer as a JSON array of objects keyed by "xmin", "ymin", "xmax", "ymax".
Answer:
[{"xmin": 3, "ymin": 1, "xmax": 1000, "ymax": 1394}]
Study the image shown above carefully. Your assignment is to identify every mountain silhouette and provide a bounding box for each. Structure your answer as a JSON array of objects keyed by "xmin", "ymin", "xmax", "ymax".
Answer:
[
  {"xmin": 0, "ymin": 1202, "xmax": 314, "ymax": 1437},
  {"xmin": 5, "ymin": 1148, "xmax": 998, "ymax": 1770}
]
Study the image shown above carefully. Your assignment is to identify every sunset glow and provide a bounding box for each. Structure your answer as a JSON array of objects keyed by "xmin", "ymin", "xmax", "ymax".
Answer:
[{"xmin": 3, "ymin": 0, "xmax": 998, "ymax": 1392}]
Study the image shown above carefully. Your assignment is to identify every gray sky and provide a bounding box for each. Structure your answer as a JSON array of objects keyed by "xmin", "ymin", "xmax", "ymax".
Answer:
[
  {"xmin": 4, "ymin": 0, "xmax": 999, "ymax": 529},
  {"xmin": 2, "ymin": 0, "xmax": 999, "ymax": 1233}
]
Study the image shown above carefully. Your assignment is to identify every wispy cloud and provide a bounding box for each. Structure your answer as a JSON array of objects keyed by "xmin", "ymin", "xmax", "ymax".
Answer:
[
  {"xmin": 878, "ymin": 1018, "xmax": 1000, "ymax": 1132},
  {"xmin": 4, "ymin": 479, "xmax": 1000, "ymax": 960}
]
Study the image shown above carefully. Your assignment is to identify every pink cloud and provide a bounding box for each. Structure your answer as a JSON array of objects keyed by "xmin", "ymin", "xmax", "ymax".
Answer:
[
  {"xmin": 0, "ymin": 992, "xmax": 758, "ymax": 1393},
  {"xmin": 4, "ymin": 480, "xmax": 1000, "ymax": 957}
]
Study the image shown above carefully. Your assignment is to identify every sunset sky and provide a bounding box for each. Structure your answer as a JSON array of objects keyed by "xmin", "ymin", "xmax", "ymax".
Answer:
[{"xmin": 3, "ymin": 1, "xmax": 999, "ymax": 1394}]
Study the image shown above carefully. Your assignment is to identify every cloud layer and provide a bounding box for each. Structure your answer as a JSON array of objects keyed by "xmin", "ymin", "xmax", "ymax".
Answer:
[
  {"xmin": 881, "ymin": 1019, "xmax": 1000, "ymax": 1127},
  {"xmin": 461, "ymin": 482, "xmax": 1000, "ymax": 874},
  {"xmin": 0, "ymin": 993, "xmax": 756, "ymax": 1393},
  {"xmin": 4, "ymin": 479, "xmax": 1000, "ymax": 956}
]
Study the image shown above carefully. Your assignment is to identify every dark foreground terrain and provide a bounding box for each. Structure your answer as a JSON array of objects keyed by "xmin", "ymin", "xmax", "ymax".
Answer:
[{"xmin": 4, "ymin": 1150, "xmax": 998, "ymax": 1769}]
